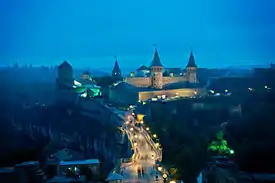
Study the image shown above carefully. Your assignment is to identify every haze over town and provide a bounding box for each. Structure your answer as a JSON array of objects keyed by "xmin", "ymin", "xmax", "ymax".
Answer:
[{"xmin": 1, "ymin": 0, "xmax": 275, "ymax": 183}]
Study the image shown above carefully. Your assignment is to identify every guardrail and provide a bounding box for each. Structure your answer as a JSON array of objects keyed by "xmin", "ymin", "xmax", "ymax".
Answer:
[{"xmin": 141, "ymin": 127, "xmax": 162, "ymax": 162}]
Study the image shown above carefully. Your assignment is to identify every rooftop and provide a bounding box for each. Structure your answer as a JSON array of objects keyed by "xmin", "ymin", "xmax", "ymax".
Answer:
[
  {"xmin": 58, "ymin": 61, "xmax": 72, "ymax": 69},
  {"xmin": 137, "ymin": 65, "xmax": 150, "ymax": 71},
  {"xmin": 15, "ymin": 161, "xmax": 39, "ymax": 167},
  {"xmin": 186, "ymin": 52, "xmax": 197, "ymax": 68},
  {"xmin": 59, "ymin": 159, "xmax": 100, "ymax": 166},
  {"xmin": 150, "ymin": 49, "xmax": 163, "ymax": 67}
]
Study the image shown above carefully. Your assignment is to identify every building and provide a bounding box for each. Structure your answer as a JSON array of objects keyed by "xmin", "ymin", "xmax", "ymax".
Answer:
[
  {"xmin": 109, "ymin": 47, "xmax": 204, "ymax": 105},
  {"xmin": 81, "ymin": 70, "xmax": 92, "ymax": 80},
  {"xmin": 121, "ymin": 47, "xmax": 198, "ymax": 89},
  {"xmin": 56, "ymin": 61, "xmax": 78, "ymax": 103},
  {"xmin": 112, "ymin": 56, "xmax": 122, "ymax": 80},
  {"xmin": 56, "ymin": 61, "xmax": 102, "ymax": 101}
]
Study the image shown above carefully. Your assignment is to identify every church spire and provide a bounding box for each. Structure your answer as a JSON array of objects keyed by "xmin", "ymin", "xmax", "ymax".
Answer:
[{"xmin": 150, "ymin": 44, "xmax": 163, "ymax": 67}]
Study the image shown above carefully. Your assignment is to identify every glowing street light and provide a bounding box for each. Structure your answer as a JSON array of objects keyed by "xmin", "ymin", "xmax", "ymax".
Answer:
[
  {"xmin": 130, "ymin": 127, "xmax": 134, "ymax": 131},
  {"xmin": 146, "ymin": 127, "xmax": 150, "ymax": 131},
  {"xmin": 265, "ymin": 85, "xmax": 268, "ymax": 89},
  {"xmin": 157, "ymin": 166, "xmax": 163, "ymax": 171},
  {"xmin": 140, "ymin": 120, "xmax": 144, "ymax": 124},
  {"xmin": 153, "ymin": 134, "xmax": 157, "ymax": 138},
  {"xmin": 230, "ymin": 149, "xmax": 235, "ymax": 154},
  {"xmin": 163, "ymin": 173, "xmax": 167, "ymax": 179},
  {"xmin": 209, "ymin": 90, "xmax": 215, "ymax": 94},
  {"xmin": 170, "ymin": 181, "xmax": 176, "ymax": 183},
  {"xmin": 132, "ymin": 112, "xmax": 135, "ymax": 116},
  {"xmin": 155, "ymin": 143, "xmax": 160, "ymax": 147}
]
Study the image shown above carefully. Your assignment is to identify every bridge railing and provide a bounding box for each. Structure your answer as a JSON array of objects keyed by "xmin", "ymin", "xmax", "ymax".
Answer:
[{"xmin": 140, "ymin": 127, "xmax": 162, "ymax": 161}]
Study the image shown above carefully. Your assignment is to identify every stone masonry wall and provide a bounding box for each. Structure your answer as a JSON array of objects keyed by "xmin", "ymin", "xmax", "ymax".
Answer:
[
  {"xmin": 138, "ymin": 88, "xmax": 197, "ymax": 101},
  {"xmin": 162, "ymin": 76, "xmax": 187, "ymax": 85},
  {"xmin": 125, "ymin": 77, "xmax": 151, "ymax": 87}
]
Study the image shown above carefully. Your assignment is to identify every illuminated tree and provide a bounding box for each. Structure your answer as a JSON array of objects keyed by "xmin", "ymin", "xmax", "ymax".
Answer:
[{"xmin": 208, "ymin": 131, "xmax": 234, "ymax": 156}]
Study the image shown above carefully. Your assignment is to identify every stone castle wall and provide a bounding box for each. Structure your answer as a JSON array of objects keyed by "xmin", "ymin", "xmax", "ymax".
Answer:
[
  {"xmin": 126, "ymin": 76, "xmax": 188, "ymax": 88},
  {"xmin": 163, "ymin": 76, "xmax": 187, "ymax": 85},
  {"xmin": 138, "ymin": 88, "xmax": 197, "ymax": 101},
  {"xmin": 125, "ymin": 77, "xmax": 151, "ymax": 87}
]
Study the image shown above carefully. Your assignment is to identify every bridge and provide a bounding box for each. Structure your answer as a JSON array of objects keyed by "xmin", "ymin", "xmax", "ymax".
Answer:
[{"xmin": 106, "ymin": 107, "xmax": 167, "ymax": 183}]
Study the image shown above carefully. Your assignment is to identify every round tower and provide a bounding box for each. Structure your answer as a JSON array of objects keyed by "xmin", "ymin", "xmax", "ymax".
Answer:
[
  {"xmin": 186, "ymin": 50, "xmax": 198, "ymax": 83},
  {"xmin": 150, "ymin": 46, "xmax": 163, "ymax": 89}
]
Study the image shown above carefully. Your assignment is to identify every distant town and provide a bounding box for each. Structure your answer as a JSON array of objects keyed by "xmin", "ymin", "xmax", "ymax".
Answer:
[{"xmin": 0, "ymin": 47, "xmax": 275, "ymax": 183}]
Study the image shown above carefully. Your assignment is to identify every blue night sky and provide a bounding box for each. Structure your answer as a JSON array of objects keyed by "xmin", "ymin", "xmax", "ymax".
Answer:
[{"xmin": 1, "ymin": 0, "xmax": 275, "ymax": 69}]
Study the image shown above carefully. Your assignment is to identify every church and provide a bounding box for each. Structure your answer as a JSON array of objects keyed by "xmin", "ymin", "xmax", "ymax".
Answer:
[{"xmin": 109, "ymin": 47, "xmax": 206, "ymax": 105}]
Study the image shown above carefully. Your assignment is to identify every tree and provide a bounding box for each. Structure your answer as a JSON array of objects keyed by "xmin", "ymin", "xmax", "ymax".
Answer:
[
  {"xmin": 225, "ymin": 90, "xmax": 275, "ymax": 172},
  {"xmin": 208, "ymin": 131, "xmax": 234, "ymax": 156}
]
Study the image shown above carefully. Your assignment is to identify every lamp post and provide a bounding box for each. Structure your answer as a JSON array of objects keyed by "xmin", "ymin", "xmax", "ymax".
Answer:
[
  {"xmin": 155, "ymin": 166, "xmax": 158, "ymax": 181},
  {"xmin": 163, "ymin": 173, "xmax": 167, "ymax": 183}
]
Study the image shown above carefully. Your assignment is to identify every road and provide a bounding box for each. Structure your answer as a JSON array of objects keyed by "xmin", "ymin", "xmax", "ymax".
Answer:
[{"xmin": 120, "ymin": 111, "xmax": 164, "ymax": 183}]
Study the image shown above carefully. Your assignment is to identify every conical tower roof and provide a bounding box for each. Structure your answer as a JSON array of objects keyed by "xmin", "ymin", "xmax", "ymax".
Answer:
[
  {"xmin": 150, "ymin": 48, "xmax": 163, "ymax": 67},
  {"xmin": 58, "ymin": 61, "xmax": 72, "ymax": 69},
  {"xmin": 186, "ymin": 51, "xmax": 197, "ymax": 68},
  {"xmin": 112, "ymin": 59, "xmax": 121, "ymax": 72}
]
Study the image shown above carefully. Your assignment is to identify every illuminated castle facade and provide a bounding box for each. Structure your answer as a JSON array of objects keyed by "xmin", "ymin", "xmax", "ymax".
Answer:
[
  {"xmin": 111, "ymin": 47, "xmax": 198, "ymax": 89},
  {"xmin": 109, "ymin": 47, "xmax": 204, "ymax": 104}
]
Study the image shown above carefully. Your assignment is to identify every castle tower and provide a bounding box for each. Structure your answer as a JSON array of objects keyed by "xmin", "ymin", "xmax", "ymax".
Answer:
[
  {"xmin": 55, "ymin": 61, "xmax": 77, "ymax": 103},
  {"xmin": 57, "ymin": 61, "xmax": 73, "ymax": 87},
  {"xmin": 112, "ymin": 56, "xmax": 122, "ymax": 78},
  {"xmin": 150, "ymin": 46, "xmax": 163, "ymax": 89},
  {"xmin": 186, "ymin": 50, "xmax": 198, "ymax": 83}
]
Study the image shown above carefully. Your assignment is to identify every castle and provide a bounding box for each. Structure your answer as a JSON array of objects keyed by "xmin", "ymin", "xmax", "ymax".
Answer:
[
  {"xmin": 109, "ymin": 47, "xmax": 205, "ymax": 104},
  {"xmin": 111, "ymin": 47, "xmax": 198, "ymax": 89}
]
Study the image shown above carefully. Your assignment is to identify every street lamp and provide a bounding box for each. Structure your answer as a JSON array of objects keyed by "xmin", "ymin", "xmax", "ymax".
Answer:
[
  {"xmin": 157, "ymin": 166, "xmax": 163, "ymax": 171},
  {"xmin": 140, "ymin": 120, "xmax": 144, "ymax": 124},
  {"xmin": 153, "ymin": 134, "xmax": 157, "ymax": 138},
  {"xmin": 170, "ymin": 181, "xmax": 176, "ymax": 183},
  {"xmin": 130, "ymin": 127, "xmax": 134, "ymax": 131},
  {"xmin": 155, "ymin": 143, "xmax": 160, "ymax": 147},
  {"xmin": 146, "ymin": 127, "xmax": 150, "ymax": 131},
  {"xmin": 163, "ymin": 173, "xmax": 167, "ymax": 179}
]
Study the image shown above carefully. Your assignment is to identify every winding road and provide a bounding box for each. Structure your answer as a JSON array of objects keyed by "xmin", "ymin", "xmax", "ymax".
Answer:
[{"xmin": 108, "ymin": 108, "xmax": 164, "ymax": 183}]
